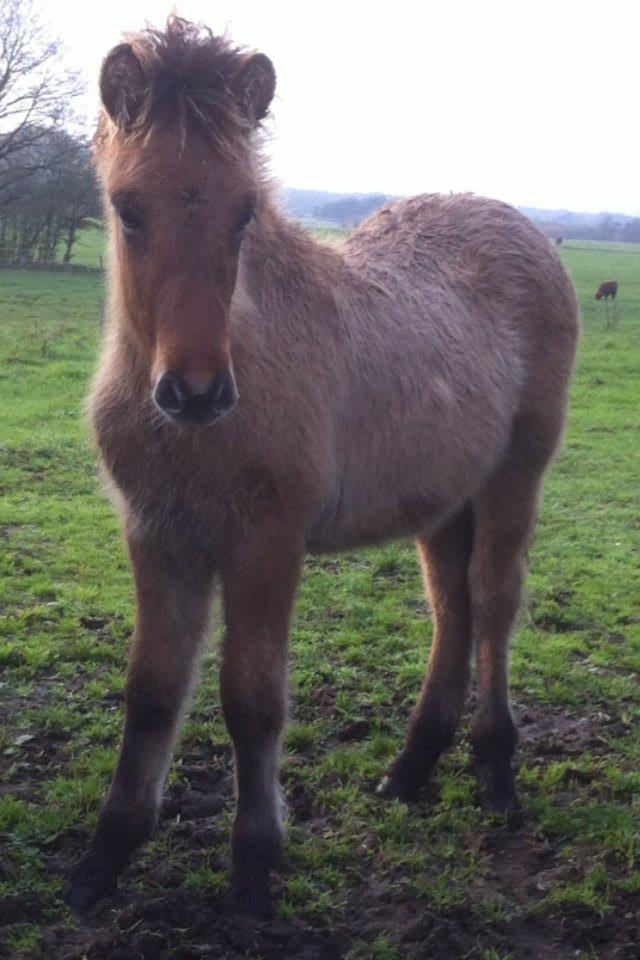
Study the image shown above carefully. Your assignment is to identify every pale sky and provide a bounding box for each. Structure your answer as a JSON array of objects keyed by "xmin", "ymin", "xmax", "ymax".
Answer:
[{"xmin": 47, "ymin": 0, "xmax": 639, "ymax": 215}]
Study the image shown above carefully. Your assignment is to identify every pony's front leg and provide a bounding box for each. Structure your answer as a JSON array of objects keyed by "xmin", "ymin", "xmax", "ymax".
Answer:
[
  {"xmin": 219, "ymin": 523, "xmax": 303, "ymax": 916},
  {"xmin": 66, "ymin": 534, "xmax": 214, "ymax": 909}
]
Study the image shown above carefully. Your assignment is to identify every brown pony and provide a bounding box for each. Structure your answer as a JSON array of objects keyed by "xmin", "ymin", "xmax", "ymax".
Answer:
[
  {"xmin": 67, "ymin": 18, "xmax": 579, "ymax": 915},
  {"xmin": 595, "ymin": 280, "xmax": 618, "ymax": 300}
]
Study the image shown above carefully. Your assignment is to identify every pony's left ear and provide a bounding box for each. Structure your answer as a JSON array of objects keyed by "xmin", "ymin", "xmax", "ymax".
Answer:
[
  {"xmin": 100, "ymin": 43, "xmax": 147, "ymax": 130},
  {"xmin": 234, "ymin": 53, "xmax": 276, "ymax": 125}
]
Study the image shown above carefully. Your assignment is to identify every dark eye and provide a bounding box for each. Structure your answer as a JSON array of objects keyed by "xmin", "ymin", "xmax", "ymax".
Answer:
[
  {"xmin": 112, "ymin": 195, "xmax": 143, "ymax": 235},
  {"xmin": 119, "ymin": 209, "xmax": 143, "ymax": 234},
  {"xmin": 232, "ymin": 203, "xmax": 254, "ymax": 249}
]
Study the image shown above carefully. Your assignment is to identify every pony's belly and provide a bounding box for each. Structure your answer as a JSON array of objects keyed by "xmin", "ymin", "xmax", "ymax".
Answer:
[
  {"xmin": 305, "ymin": 421, "xmax": 505, "ymax": 552},
  {"xmin": 305, "ymin": 486, "xmax": 455, "ymax": 553}
]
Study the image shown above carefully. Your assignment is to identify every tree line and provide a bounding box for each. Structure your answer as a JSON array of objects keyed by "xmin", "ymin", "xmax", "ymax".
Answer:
[
  {"xmin": 313, "ymin": 195, "xmax": 390, "ymax": 227},
  {"xmin": 564, "ymin": 215, "xmax": 640, "ymax": 244},
  {"xmin": 2, "ymin": 0, "xmax": 639, "ymax": 264},
  {"xmin": 0, "ymin": 0, "xmax": 100, "ymax": 266},
  {"xmin": 316, "ymin": 196, "xmax": 640, "ymax": 242}
]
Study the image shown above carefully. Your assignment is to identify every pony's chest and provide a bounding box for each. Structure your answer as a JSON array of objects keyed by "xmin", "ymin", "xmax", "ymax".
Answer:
[{"xmin": 95, "ymin": 410, "xmax": 229, "ymax": 549}]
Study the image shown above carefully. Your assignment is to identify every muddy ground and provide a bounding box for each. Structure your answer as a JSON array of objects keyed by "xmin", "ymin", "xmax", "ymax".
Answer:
[{"xmin": 2, "ymin": 702, "xmax": 638, "ymax": 960}]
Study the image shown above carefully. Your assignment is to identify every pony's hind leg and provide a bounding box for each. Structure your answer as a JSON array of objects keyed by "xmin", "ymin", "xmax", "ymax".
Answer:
[
  {"xmin": 469, "ymin": 462, "xmax": 542, "ymax": 812},
  {"xmin": 66, "ymin": 535, "xmax": 214, "ymax": 909},
  {"xmin": 378, "ymin": 504, "xmax": 474, "ymax": 800}
]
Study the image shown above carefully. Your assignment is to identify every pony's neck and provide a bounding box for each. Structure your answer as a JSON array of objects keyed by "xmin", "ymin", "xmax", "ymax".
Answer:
[{"xmin": 241, "ymin": 185, "xmax": 343, "ymax": 312}]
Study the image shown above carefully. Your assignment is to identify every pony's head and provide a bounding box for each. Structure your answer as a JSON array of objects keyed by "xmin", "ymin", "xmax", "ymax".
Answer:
[{"xmin": 94, "ymin": 18, "xmax": 275, "ymax": 425}]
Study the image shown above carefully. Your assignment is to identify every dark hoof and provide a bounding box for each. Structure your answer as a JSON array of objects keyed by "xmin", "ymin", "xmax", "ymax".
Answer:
[
  {"xmin": 227, "ymin": 878, "xmax": 274, "ymax": 919},
  {"xmin": 376, "ymin": 764, "xmax": 425, "ymax": 802},
  {"xmin": 477, "ymin": 764, "xmax": 520, "ymax": 816},
  {"xmin": 65, "ymin": 848, "xmax": 122, "ymax": 910},
  {"xmin": 485, "ymin": 788, "xmax": 519, "ymax": 815}
]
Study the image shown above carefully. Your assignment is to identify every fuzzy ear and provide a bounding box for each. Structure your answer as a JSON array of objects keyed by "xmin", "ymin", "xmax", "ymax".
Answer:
[
  {"xmin": 234, "ymin": 53, "xmax": 276, "ymax": 125},
  {"xmin": 99, "ymin": 43, "xmax": 146, "ymax": 129}
]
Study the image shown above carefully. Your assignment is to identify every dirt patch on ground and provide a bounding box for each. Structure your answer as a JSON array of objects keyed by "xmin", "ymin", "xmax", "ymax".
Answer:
[
  {"xmin": 2, "ymin": 702, "xmax": 638, "ymax": 959},
  {"xmin": 14, "ymin": 872, "xmax": 637, "ymax": 960},
  {"xmin": 515, "ymin": 703, "xmax": 629, "ymax": 759},
  {"xmin": 1, "ymin": 728, "xmax": 69, "ymax": 794}
]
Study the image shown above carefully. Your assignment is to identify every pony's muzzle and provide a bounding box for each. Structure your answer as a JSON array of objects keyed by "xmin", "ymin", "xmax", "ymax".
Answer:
[{"xmin": 153, "ymin": 369, "xmax": 238, "ymax": 425}]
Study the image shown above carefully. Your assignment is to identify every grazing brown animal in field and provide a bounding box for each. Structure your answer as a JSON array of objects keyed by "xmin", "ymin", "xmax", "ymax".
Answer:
[
  {"xmin": 66, "ymin": 18, "xmax": 579, "ymax": 916},
  {"xmin": 595, "ymin": 280, "xmax": 618, "ymax": 300}
]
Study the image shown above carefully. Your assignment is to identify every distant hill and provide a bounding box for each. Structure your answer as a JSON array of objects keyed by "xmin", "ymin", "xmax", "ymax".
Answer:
[
  {"xmin": 281, "ymin": 188, "xmax": 391, "ymax": 224},
  {"xmin": 519, "ymin": 206, "xmax": 640, "ymax": 242},
  {"xmin": 282, "ymin": 188, "xmax": 640, "ymax": 241},
  {"xmin": 312, "ymin": 194, "xmax": 390, "ymax": 227},
  {"xmin": 280, "ymin": 189, "xmax": 345, "ymax": 219}
]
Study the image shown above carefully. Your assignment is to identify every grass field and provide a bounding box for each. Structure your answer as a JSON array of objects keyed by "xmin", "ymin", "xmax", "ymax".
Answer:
[
  {"xmin": 1, "ymin": 237, "xmax": 639, "ymax": 959},
  {"xmin": 56, "ymin": 225, "xmax": 106, "ymax": 270}
]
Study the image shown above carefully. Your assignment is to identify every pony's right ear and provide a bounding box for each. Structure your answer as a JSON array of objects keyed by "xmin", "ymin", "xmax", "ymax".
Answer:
[
  {"xmin": 233, "ymin": 53, "xmax": 276, "ymax": 125},
  {"xmin": 100, "ymin": 43, "xmax": 146, "ymax": 130}
]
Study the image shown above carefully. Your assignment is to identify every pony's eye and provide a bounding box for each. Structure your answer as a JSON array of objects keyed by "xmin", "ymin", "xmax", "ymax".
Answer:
[
  {"xmin": 118, "ymin": 208, "xmax": 143, "ymax": 234},
  {"xmin": 237, "ymin": 206, "xmax": 254, "ymax": 231},
  {"xmin": 112, "ymin": 195, "xmax": 143, "ymax": 235},
  {"xmin": 232, "ymin": 203, "xmax": 254, "ymax": 249}
]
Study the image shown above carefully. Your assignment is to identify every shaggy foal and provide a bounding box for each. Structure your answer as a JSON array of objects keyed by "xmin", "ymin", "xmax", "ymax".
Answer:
[{"xmin": 67, "ymin": 19, "xmax": 579, "ymax": 915}]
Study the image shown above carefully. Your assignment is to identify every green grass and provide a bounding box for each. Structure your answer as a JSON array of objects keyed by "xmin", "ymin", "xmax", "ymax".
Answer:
[
  {"xmin": 56, "ymin": 224, "xmax": 106, "ymax": 269},
  {"xmin": 1, "ymin": 239, "xmax": 639, "ymax": 958}
]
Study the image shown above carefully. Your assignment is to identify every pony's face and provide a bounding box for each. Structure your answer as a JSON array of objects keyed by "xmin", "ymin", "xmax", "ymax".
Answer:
[
  {"xmin": 101, "ymin": 128, "xmax": 256, "ymax": 424},
  {"xmin": 95, "ymin": 34, "xmax": 274, "ymax": 426}
]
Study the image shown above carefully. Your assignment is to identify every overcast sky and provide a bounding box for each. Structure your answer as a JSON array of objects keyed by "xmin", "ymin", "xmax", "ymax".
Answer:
[{"xmin": 47, "ymin": 0, "xmax": 639, "ymax": 215}]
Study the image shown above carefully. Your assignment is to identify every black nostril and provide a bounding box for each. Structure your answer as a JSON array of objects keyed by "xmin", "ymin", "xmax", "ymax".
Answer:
[
  {"xmin": 153, "ymin": 369, "xmax": 237, "ymax": 424},
  {"xmin": 212, "ymin": 369, "xmax": 238, "ymax": 414},
  {"xmin": 153, "ymin": 371, "xmax": 188, "ymax": 416}
]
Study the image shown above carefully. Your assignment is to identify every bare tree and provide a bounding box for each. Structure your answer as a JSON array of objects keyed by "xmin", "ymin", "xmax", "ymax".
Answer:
[
  {"xmin": 0, "ymin": 0, "xmax": 83, "ymax": 203},
  {"xmin": 56, "ymin": 136, "xmax": 101, "ymax": 263},
  {"xmin": 0, "ymin": 129, "xmax": 99, "ymax": 265}
]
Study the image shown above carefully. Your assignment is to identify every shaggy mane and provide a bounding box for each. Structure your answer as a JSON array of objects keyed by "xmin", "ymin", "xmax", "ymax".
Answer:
[{"xmin": 112, "ymin": 17, "xmax": 253, "ymax": 143}]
